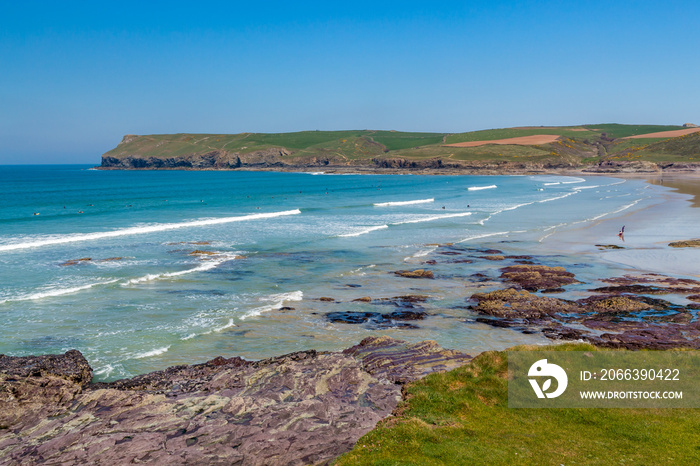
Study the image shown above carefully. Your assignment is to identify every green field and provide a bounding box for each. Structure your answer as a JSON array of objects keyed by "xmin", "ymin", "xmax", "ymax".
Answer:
[
  {"xmin": 335, "ymin": 343, "xmax": 700, "ymax": 465},
  {"xmin": 102, "ymin": 124, "xmax": 700, "ymax": 168}
]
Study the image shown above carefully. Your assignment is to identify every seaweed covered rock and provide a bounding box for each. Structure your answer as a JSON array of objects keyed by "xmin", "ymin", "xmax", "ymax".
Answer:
[
  {"xmin": 499, "ymin": 264, "xmax": 577, "ymax": 291},
  {"xmin": 471, "ymin": 288, "xmax": 579, "ymax": 318},
  {"xmin": 394, "ymin": 269, "xmax": 434, "ymax": 279}
]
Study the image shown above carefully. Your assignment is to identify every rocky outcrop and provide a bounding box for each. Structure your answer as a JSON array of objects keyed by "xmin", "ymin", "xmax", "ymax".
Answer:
[
  {"xmin": 0, "ymin": 337, "xmax": 470, "ymax": 465},
  {"xmin": 584, "ymin": 160, "xmax": 661, "ymax": 173},
  {"xmin": 470, "ymin": 272, "xmax": 700, "ymax": 350},
  {"xmin": 393, "ymin": 269, "xmax": 434, "ymax": 279},
  {"xmin": 101, "ymin": 148, "xmax": 293, "ymax": 169},
  {"xmin": 499, "ymin": 264, "xmax": 578, "ymax": 292}
]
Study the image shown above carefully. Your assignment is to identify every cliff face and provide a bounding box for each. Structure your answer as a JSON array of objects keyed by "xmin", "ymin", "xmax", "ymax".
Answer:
[{"xmin": 102, "ymin": 148, "xmax": 294, "ymax": 169}]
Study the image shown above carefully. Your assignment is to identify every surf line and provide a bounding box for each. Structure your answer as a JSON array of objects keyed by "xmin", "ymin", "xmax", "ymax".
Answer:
[{"xmin": 0, "ymin": 209, "xmax": 301, "ymax": 252}]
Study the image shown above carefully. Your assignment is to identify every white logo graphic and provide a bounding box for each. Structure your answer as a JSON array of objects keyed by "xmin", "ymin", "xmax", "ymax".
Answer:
[{"xmin": 528, "ymin": 359, "xmax": 568, "ymax": 398}]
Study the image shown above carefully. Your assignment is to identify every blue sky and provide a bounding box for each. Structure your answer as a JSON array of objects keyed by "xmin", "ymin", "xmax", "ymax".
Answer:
[{"xmin": 1, "ymin": 1, "xmax": 698, "ymax": 163}]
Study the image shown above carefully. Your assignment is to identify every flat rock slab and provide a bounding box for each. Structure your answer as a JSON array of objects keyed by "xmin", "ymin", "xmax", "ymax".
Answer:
[{"xmin": 0, "ymin": 337, "xmax": 470, "ymax": 465}]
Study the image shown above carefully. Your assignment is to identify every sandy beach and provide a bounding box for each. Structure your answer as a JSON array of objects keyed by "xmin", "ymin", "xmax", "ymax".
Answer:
[{"xmin": 541, "ymin": 174, "xmax": 700, "ymax": 278}]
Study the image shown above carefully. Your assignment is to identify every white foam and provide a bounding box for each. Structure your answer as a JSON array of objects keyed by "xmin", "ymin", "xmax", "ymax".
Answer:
[
  {"xmin": 393, "ymin": 212, "xmax": 472, "ymax": 224},
  {"xmin": 543, "ymin": 182, "xmax": 560, "ymax": 186},
  {"xmin": 338, "ymin": 225, "xmax": 389, "ymax": 237},
  {"xmin": 133, "ymin": 346, "xmax": 170, "ymax": 359},
  {"xmin": 561, "ymin": 178, "xmax": 586, "ymax": 184},
  {"xmin": 0, "ymin": 209, "xmax": 301, "ymax": 253},
  {"xmin": 93, "ymin": 364, "xmax": 115, "ymax": 377},
  {"xmin": 374, "ymin": 198, "xmax": 434, "ymax": 207},
  {"xmin": 467, "ymin": 185, "xmax": 497, "ymax": 191},
  {"xmin": 213, "ymin": 319, "xmax": 236, "ymax": 332},
  {"xmin": 0, "ymin": 279, "xmax": 120, "ymax": 304},
  {"xmin": 240, "ymin": 290, "xmax": 304, "ymax": 320},
  {"xmin": 404, "ymin": 246, "xmax": 438, "ymax": 262},
  {"xmin": 537, "ymin": 192, "xmax": 577, "ymax": 203},
  {"xmin": 122, "ymin": 254, "xmax": 238, "ymax": 286},
  {"xmin": 457, "ymin": 231, "xmax": 520, "ymax": 243},
  {"xmin": 309, "ymin": 172, "xmax": 325, "ymax": 175}
]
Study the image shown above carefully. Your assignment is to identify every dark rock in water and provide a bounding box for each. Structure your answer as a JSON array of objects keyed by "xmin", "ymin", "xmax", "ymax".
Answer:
[
  {"xmin": 352, "ymin": 296, "xmax": 372, "ymax": 302},
  {"xmin": 394, "ymin": 269, "xmax": 434, "ymax": 279},
  {"xmin": 499, "ymin": 264, "xmax": 578, "ymax": 291},
  {"xmin": 483, "ymin": 249, "xmax": 503, "ymax": 254},
  {"xmin": 541, "ymin": 287, "xmax": 565, "ymax": 293},
  {"xmin": 59, "ymin": 257, "xmax": 92, "ymax": 266},
  {"xmin": 326, "ymin": 311, "xmax": 383, "ymax": 324},
  {"xmin": 279, "ymin": 306, "xmax": 295, "ymax": 311},
  {"xmin": 319, "ymin": 297, "xmax": 335, "ymax": 302},
  {"xmin": 596, "ymin": 244, "xmax": 625, "ymax": 250},
  {"xmin": 387, "ymin": 310, "xmax": 427, "ymax": 321},
  {"xmin": 589, "ymin": 284, "xmax": 672, "ymax": 295},
  {"xmin": 326, "ymin": 309, "xmax": 427, "ymax": 328},
  {"xmin": 0, "ymin": 337, "xmax": 470, "ymax": 465},
  {"xmin": 345, "ymin": 284, "xmax": 362, "ymax": 288},
  {"xmin": 483, "ymin": 255, "xmax": 505, "ymax": 261}
]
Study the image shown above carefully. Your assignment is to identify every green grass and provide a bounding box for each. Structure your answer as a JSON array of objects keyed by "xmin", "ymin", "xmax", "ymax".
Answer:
[
  {"xmin": 368, "ymin": 131, "xmax": 446, "ymax": 151},
  {"xmin": 585, "ymin": 124, "xmax": 685, "ymax": 139},
  {"xmin": 335, "ymin": 344, "xmax": 700, "ymax": 465},
  {"xmin": 445, "ymin": 127, "xmax": 597, "ymax": 145}
]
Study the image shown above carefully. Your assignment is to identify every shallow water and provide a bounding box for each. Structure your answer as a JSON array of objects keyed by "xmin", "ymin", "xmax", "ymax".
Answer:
[{"xmin": 0, "ymin": 166, "xmax": 674, "ymax": 380}]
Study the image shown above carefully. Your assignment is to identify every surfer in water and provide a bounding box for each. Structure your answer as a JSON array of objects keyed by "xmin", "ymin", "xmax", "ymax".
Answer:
[{"xmin": 618, "ymin": 225, "xmax": 625, "ymax": 241}]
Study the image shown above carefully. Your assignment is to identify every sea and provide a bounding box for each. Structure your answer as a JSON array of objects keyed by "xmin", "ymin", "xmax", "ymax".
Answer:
[{"xmin": 0, "ymin": 165, "xmax": 675, "ymax": 381}]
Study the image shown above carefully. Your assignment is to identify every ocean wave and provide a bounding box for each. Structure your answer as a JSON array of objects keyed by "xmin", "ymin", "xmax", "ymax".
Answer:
[
  {"xmin": 457, "ymin": 230, "xmax": 524, "ymax": 243},
  {"xmin": 240, "ymin": 290, "xmax": 303, "ymax": 320},
  {"xmin": 122, "ymin": 254, "xmax": 239, "ymax": 286},
  {"xmin": 93, "ymin": 364, "xmax": 115, "ymax": 377},
  {"xmin": 537, "ymin": 192, "xmax": 577, "ymax": 203},
  {"xmin": 338, "ymin": 225, "xmax": 389, "ymax": 237},
  {"xmin": 393, "ymin": 212, "xmax": 472, "ymax": 224},
  {"xmin": 467, "ymin": 185, "xmax": 497, "ymax": 191},
  {"xmin": 133, "ymin": 346, "xmax": 170, "ymax": 359},
  {"xmin": 561, "ymin": 178, "xmax": 586, "ymax": 184},
  {"xmin": 0, "ymin": 209, "xmax": 301, "ymax": 253},
  {"xmin": 374, "ymin": 198, "xmax": 434, "ymax": 207},
  {"xmin": 0, "ymin": 279, "xmax": 120, "ymax": 304},
  {"xmin": 543, "ymin": 182, "xmax": 560, "ymax": 186},
  {"xmin": 213, "ymin": 318, "xmax": 236, "ymax": 332}
]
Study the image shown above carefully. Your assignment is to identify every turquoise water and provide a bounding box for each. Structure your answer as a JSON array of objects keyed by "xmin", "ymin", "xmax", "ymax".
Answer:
[{"xmin": 0, "ymin": 166, "xmax": 656, "ymax": 380}]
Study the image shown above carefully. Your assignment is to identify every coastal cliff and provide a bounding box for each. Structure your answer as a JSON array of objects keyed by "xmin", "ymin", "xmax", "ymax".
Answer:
[{"xmin": 99, "ymin": 126, "xmax": 700, "ymax": 173}]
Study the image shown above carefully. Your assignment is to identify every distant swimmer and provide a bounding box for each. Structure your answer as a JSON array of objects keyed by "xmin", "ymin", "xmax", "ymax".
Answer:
[
  {"xmin": 442, "ymin": 206, "xmax": 445, "ymax": 209},
  {"xmin": 33, "ymin": 212, "xmax": 39, "ymax": 216}
]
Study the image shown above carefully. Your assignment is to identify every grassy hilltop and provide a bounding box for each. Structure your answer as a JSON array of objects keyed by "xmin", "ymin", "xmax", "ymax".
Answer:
[{"xmin": 101, "ymin": 124, "xmax": 700, "ymax": 171}]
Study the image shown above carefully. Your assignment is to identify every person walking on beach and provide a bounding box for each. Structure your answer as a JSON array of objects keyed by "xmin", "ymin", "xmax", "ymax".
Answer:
[{"xmin": 618, "ymin": 225, "xmax": 625, "ymax": 241}]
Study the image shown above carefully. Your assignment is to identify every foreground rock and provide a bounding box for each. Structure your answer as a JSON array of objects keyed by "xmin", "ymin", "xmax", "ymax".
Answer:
[{"xmin": 0, "ymin": 337, "xmax": 470, "ymax": 465}]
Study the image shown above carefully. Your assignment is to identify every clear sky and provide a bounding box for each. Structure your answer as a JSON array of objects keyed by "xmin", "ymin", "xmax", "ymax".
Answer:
[{"xmin": 1, "ymin": 1, "xmax": 698, "ymax": 163}]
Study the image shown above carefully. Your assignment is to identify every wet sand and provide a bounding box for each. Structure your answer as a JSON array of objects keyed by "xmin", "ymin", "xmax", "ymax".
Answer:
[{"xmin": 541, "ymin": 175, "xmax": 700, "ymax": 277}]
